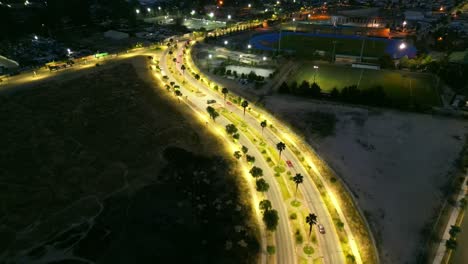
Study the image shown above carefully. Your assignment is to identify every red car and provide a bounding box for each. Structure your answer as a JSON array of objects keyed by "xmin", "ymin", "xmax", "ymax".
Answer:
[
  {"xmin": 286, "ymin": 160, "xmax": 293, "ymax": 168},
  {"xmin": 226, "ymin": 101, "xmax": 233, "ymax": 106}
]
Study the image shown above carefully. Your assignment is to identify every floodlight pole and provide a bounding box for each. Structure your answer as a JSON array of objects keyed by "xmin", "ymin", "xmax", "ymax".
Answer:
[{"xmin": 359, "ymin": 37, "xmax": 366, "ymax": 63}]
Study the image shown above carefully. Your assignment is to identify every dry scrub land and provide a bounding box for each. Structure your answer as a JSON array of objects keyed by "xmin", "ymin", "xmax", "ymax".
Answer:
[
  {"xmin": 265, "ymin": 95, "xmax": 467, "ymax": 263},
  {"xmin": 0, "ymin": 62, "xmax": 259, "ymax": 263}
]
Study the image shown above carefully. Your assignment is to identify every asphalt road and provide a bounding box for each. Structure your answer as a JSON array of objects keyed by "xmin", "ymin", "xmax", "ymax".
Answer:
[
  {"xmin": 158, "ymin": 47, "xmax": 297, "ymax": 264},
  {"xmin": 161, "ymin": 43, "xmax": 347, "ymax": 263}
]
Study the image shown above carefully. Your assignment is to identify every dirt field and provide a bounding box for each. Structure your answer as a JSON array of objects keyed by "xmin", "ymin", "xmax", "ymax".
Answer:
[
  {"xmin": 264, "ymin": 95, "xmax": 468, "ymax": 263},
  {"xmin": 0, "ymin": 59, "xmax": 259, "ymax": 263}
]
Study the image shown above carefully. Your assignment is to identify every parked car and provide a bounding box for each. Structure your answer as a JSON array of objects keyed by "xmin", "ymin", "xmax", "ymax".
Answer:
[{"xmin": 207, "ymin": 99, "xmax": 216, "ymax": 104}]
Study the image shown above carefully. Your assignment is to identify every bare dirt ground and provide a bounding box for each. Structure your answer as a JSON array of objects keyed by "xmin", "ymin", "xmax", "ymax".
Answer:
[
  {"xmin": 0, "ymin": 59, "xmax": 259, "ymax": 263},
  {"xmin": 264, "ymin": 95, "xmax": 468, "ymax": 263}
]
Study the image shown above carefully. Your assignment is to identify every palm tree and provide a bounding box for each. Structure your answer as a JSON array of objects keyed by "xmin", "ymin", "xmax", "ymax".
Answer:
[
  {"xmin": 175, "ymin": 90, "xmax": 182, "ymax": 103},
  {"xmin": 305, "ymin": 213, "xmax": 318, "ymax": 239},
  {"xmin": 241, "ymin": 100, "xmax": 249, "ymax": 116},
  {"xmin": 276, "ymin": 141, "xmax": 286, "ymax": 159},
  {"xmin": 181, "ymin": 64, "xmax": 186, "ymax": 75},
  {"xmin": 292, "ymin": 173, "xmax": 304, "ymax": 201},
  {"xmin": 222, "ymin": 87, "xmax": 229, "ymax": 103},
  {"xmin": 172, "ymin": 58, "xmax": 177, "ymax": 63},
  {"xmin": 260, "ymin": 120, "xmax": 267, "ymax": 135}
]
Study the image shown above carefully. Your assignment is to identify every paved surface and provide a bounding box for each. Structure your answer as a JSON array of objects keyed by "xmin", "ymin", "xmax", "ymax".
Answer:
[
  {"xmin": 162, "ymin": 43, "xmax": 348, "ymax": 263},
  {"xmin": 433, "ymin": 175, "xmax": 467, "ymax": 264}
]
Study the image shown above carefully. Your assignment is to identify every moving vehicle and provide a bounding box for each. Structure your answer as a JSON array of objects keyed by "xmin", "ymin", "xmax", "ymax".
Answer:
[
  {"xmin": 207, "ymin": 99, "xmax": 216, "ymax": 104},
  {"xmin": 318, "ymin": 224, "xmax": 325, "ymax": 234}
]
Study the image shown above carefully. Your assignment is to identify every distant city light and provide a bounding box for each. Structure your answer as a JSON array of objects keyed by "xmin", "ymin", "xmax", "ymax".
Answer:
[
  {"xmin": 147, "ymin": 8, "xmax": 151, "ymax": 12},
  {"xmin": 247, "ymin": 44, "xmax": 252, "ymax": 49},
  {"xmin": 34, "ymin": 35, "xmax": 38, "ymax": 40},
  {"xmin": 224, "ymin": 40, "xmax": 229, "ymax": 45},
  {"xmin": 227, "ymin": 14, "xmax": 231, "ymax": 20},
  {"xmin": 136, "ymin": 9, "xmax": 140, "ymax": 14},
  {"xmin": 158, "ymin": 6, "xmax": 161, "ymax": 10},
  {"xmin": 403, "ymin": 21, "xmax": 407, "ymax": 26},
  {"xmin": 191, "ymin": 10, "xmax": 195, "ymax": 15},
  {"xmin": 263, "ymin": 56, "xmax": 267, "ymax": 61},
  {"xmin": 248, "ymin": 3, "xmax": 251, "ymax": 8},
  {"xmin": 313, "ymin": 65, "xmax": 319, "ymax": 69},
  {"xmin": 209, "ymin": 54, "xmax": 213, "ymax": 59},
  {"xmin": 209, "ymin": 12, "xmax": 214, "ymax": 18},
  {"xmin": 399, "ymin": 43, "xmax": 406, "ymax": 50}
]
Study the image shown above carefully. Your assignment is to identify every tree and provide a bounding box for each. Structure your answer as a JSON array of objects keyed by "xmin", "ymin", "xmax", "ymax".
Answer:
[
  {"xmin": 259, "ymin": 199, "xmax": 272, "ymax": 211},
  {"xmin": 279, "ymin": 82, "xmax": 289, "ymax": 94},
  {"xmin": 241, "ymin": 100, "xmax": 249, "ymax": 116},
  {"xmin": 169, "ymin": 50, "xmax": 173, "ymax": 55},
  {"xmin": 310, "ymin": 82, "xmax": 321, "ymax": 98},
  {"xmin": 234, "ymin": 151, "xmax": 242, "ymax": 159},
  {"xmin": 249, "ymin": 166, "xmax": 263, "ymax": 178},
  {"xmin": 263, "ymin": 209, "xmax": 279, "ymax": 231},
  {"xmin": 222, "ymin": 87, "xmax": 229, "ymax": 103},
  {"xmin": 206, "ymin": 106, "xmax": 219, "ymax": 121},
  {"xmin": 267, "ymin": 245, "xmax": 276, "ymax": 255},
  {"xmin": 449, "ymin": 225, "xmax": 461, "ymax": 238},
  {"xmin": 298, "ymin": 80, "xmax": 310, "ymax": 95},
  {"xmin": 330, "ymin": 87, "xmax": 340, "ymax": 99},
  {"xmin": 460, "ymin": 198, "xmax": 467, "ymax": 209},
  {"xmin": 225, "ymin": 124, "xmax": 238, "ymax": 135},
  {"xmin": 260, "ymin": 120, "xmax": 267, "ymax": 134},
  {"xmin": 175, "ymin": 90, "xmax": 182, "ymax": 103},
  {"xmin": 241, "ymin": 145, "xmax": 248, "ymax": 154},
  {"xmin": 256, "ymin": 178, "xmax": 270, "ymax": 193},
  {"xmin": 195, "ymin": 74, "xmax": 200, "ymax": 80},
  {"xmin": 292, "ymin": 173, "xmax": 304, "ymax": 201},
  {"xmin": 246, "ymin": 155, "xmax": 255, "ymax": 163},
  {"xmin": 173, "ymin": 58, "xmax": 177, "ymax": 63},
  {"xmin": 305, "ymin": 213, "xmax": 318, "ymax": 238},
  {"xmin": 276, "ymin": 142, "xmax": 286, "ymax": 159},
  {"xmin": 446, "ymin": 238, "xmax": 457, "ymax": 250},
  {"xmin": 181, "ymin": 64, "xmax": 186, "ymax": 74}
]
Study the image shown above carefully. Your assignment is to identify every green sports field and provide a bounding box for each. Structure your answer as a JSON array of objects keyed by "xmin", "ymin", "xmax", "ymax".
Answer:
[
  {"xmin": 290, "ymin": 63, "xmax": 441, "ymax": 107},
  {"xmin": 279, "ymin": 35, "xmax": 387, "ymax": 57}
]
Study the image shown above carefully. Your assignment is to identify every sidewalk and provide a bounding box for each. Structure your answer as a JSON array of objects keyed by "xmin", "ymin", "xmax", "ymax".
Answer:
[{"xmin": 433, "ymin": 175, "xmax": 467, "ymax": 264}]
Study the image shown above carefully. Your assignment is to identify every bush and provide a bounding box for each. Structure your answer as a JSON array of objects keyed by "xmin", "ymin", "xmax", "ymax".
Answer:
[
  {"xmin": 289, "ymin": 213, "xmax": 297, "ymax": 220},
  {"xmin": 267, "ymin": 245, "xmax": 276, "ymax": 255},
  {"xmin": 295, "ymin": 229, "xmax": 303, "ymax": 244}
]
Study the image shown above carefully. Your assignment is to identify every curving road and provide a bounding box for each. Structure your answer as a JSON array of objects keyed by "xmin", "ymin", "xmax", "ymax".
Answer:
[
  {"xmin": 160, "ymin": 42, "xmax": 348, "ymax": 263},
  {"xmin": 158, "ymin": 47, "xmax": 297, "ymax": 264}
]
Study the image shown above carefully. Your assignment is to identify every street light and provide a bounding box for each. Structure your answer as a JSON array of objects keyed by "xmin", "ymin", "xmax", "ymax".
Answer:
[
  {"xmin": 34, "ymin": 35, "xmax": 38, "ymax": 40},
  {"xmin": 248, "ymin": 3, "xmax": 251, "ymax": 8},
  {"xmin": 399, "ymin": 43, "xmax": 406, "ymax": 50},
  {"xmin": 190, "ymin": 10, "xmax": 195, "ymax": 15},
  {"xmin": 135, "ymin": 9, "xmax": 140, "ymax": 14},
  {"xmin": 403, "ymin": 20, "xmax": 407, "ymax": 26},
  {"xmin": 209, "ymin": 12, "xmax": 214, "ymax": 18},
  {"xmin": 247, "ymin": 44, "xmax": 252, "ymax": 49},
  {"xmin": 227, "ymin": 14, "xmax": 231, "ymax": 20},
  {"xmin": 224, "ymin": 40, "xmax": 229, "ymax": 45},
  {"xmin": 147, "ymin": 8, "xmax": 151, "ymax": 12},
  {"xmin": 262, "ymin": 56, "xmax": 267, "ymax": 61},
  {"xmin": 209, "ymin": 54, "xmax": 213, "ymax": 59},
  {"xmin": 313, "ymin": 65, "xmax": 319, "ymax": 82}
]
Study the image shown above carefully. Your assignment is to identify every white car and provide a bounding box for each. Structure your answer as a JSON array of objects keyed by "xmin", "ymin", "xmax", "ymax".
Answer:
[{"xmin": 318, "ymin": 224, "xmax": 325, "ymax": 234}]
